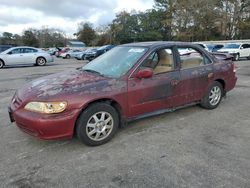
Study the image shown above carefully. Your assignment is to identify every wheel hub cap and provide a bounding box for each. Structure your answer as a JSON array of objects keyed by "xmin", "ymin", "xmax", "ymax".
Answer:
[
  {"xmin": 209, "ymin": 86, "xmax": 221, "ymax": 106},
  {"xmin": 86, "ymin": 111, "xmax": 114, "ymax": 141}
]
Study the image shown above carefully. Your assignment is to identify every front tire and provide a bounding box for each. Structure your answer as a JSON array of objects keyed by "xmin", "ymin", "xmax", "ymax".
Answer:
[
  {"xmin": 66, "ymin": 54, "xmax": 70, "ymax": 59},
  {"xmin": 234, "ymin": 53, "xmax": 240, "ymax": 61},
  {"xmin": 0, "ymin": 60, "xmax": 4, "ymax": 69},
  {"xmin": 36, "ymin": 57, "xmax": 46, "ymax": 66},
  {"xmin": 200, "ymin": 81, "xmax": 223, "ymax": 109},
  {"xmin": 76, "ymin": 103, "xmax": 119, "ymax": 146}
]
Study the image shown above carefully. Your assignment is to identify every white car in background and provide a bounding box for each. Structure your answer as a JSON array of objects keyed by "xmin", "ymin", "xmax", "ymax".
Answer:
[
  {"xmin": 217, "ymin": 43, "xmax": 250, "ymax": 61},
  {"xmin": 0, "ymin": 46, "xmax": 53, "ymax": 69},
  {"xmin": 60, "ymin": 49, "xmax": 82, "ymax": 59}
]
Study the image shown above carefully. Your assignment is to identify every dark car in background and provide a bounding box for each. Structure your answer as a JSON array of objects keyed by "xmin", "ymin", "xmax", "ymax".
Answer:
[
  {"xmin": 9, "ymin": 41, "xmax": 237, "ymax": 146},
  {"xmin": 75, "ymin": 48, "xmax": 97, "ymax": 60},
  {"xmin": 207, "ymin": 44, "xmax": 224, "ymax": 52},
  {"xmin": 85, "ymin": 45, "xmax": 115, "ymax": 61},
  {"xmin": 0, "ymin": 45, "xmax": 13, "ymax": 53}
]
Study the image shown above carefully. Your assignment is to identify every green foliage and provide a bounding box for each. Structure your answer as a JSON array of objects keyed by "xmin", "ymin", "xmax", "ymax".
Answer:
[
  {"xmin": 22, "ymin": 30, "xmax": 39, "ymax": 47},
  {"xmin": 1, "ymin": 0, "xmax": 250, "ymax": 47},
  {"xmin": 76, "ymin": 22, "xmax": 96, "ymax": 46}
]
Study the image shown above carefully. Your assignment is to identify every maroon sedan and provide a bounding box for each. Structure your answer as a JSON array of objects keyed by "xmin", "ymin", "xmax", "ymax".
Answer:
[{"xmin": 9, "ymin": 42, "xmax": 237, "ymax": 146}]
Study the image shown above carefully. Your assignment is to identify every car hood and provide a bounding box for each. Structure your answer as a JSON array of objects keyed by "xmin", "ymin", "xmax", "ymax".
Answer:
[
  {"xmin": 217, "ymin": 48, "xmax": 238, "ymax": 53},
  {"xmin": 17, "ymin": 69, "xmax": 118, "ymax": 101}
]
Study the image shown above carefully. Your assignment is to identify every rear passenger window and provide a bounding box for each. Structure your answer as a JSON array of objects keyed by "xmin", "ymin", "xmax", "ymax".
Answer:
[
  {"xmin": 24, "ymin": 48, "xmax": 37, "ymax": 53},
  {"xmin": 177, "ymin": 47, "xmax": 211, "ymax": 69}
]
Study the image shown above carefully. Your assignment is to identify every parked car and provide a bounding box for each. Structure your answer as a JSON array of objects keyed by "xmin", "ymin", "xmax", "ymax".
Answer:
[
  {"xmin": 8, "ymin": 42, "xmax": 237, "ymax": 146},
  {"xmin": 0, "ymin": 45, "xmax": 13, "ymax": 53},
  {"xmin": 206, "ymin": 44, "xmax": 224, "ymax": 52},
  {"xmin": 60, "ymin": 49, "xmax": 82, "ymax": 59},
  {"xmin": 75, "ymin": 48, "xmax": 97, "ymax": 60},
  {"xmin": 0, "ymin": 46, "xmax": 53, "ymax": 69},
  {"xmin": 217, "ymin": 43, "xmax": 250, "ymax": 61},
  {"xmin": 55, "ymin": 48, "xmax": 70, "ymax": 57},
  {"xmin": 48, "ymin": 48, "xmax": 59, "ymax": 55},
  {"xmin": 195, "ymin": 43, "xmax": 209, "ymax": 51},
  {"xmin": 84, "ymin": 45, "xmax": 115, "ymax": 61}
]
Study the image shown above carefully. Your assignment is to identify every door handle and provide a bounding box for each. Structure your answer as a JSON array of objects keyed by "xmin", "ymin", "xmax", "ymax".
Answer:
[
  {"xmin": 171, "ymin": 79, "xmax": 179, "ymax": 86},
  {"xmin": 208, "ymin": 73, "xmax": 214, "ymax": 78}
]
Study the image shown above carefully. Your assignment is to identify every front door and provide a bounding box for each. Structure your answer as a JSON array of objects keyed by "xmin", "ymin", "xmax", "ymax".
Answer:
[
  {"xmin": 240, "ymin": 44, "xmax": 250, "ymax": 57},
  {"xmin": 127, "ymin": 47, "xmax": 181, "ymax": 118},
  {"xmin": 6, "ymin": 48, "xmax": 24, "ymax": 65}
]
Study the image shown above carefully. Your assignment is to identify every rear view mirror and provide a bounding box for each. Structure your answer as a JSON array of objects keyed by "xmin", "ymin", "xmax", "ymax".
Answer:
[{"xmin": 136, "ymin": 68, "xmax": 153, "ymax": 79}]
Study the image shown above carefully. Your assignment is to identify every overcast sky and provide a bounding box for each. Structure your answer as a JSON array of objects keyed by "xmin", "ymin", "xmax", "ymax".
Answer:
[{"xmin": 0, "ymin": 0, "xmax": 154, "ymax": 37}]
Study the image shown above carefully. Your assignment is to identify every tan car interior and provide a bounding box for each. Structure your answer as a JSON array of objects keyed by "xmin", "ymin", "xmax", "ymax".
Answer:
[
  {"xmin": 153, "ymin": 49, "xmax": 173, "ymax": 74},
  {"xmin": 181, "ymin": 56, "xmax": 203, "ymax": 69},
  {"xmin": 143, "ymin": 49, "xmax": 204, "ymax": 74}
]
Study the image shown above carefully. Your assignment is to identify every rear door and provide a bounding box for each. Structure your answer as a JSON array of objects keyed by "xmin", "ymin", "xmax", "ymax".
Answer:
[
  {"xmin": 22, "ymin": 48, "xmax": 38, "ymax": 64},
  {"xmin": 127, "ymin": 46, "xmax": 181, "ymax": 117},
  {"xmin": 175, "ymin": 45, "xmax": 214, "ymax": 105}
]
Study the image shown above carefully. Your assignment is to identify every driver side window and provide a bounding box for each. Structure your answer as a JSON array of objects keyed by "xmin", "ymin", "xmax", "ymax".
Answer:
[
  {"xmin": 142, "ymin": 48, "xmax": 174, "ymax": 75},
  {"xmin": 9, "ymin": 48, "xmax": 21, "ymax": 54}
]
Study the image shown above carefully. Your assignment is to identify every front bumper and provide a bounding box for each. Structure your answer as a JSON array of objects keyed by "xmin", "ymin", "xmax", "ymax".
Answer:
[{"xmin": 9, "ymin": 107, "xmax": 80, "ymax": 140}]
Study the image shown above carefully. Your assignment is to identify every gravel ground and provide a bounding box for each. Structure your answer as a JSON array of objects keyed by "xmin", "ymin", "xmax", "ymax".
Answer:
[{"xmin": 0, "ymin": 57, "xmax": 250, "ymax": 188}]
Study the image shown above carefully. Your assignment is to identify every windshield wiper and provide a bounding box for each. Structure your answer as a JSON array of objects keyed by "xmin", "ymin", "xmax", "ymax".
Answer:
[{"xmin": 82, "ymin": 69, "xmax": 104, "ymax": 76}]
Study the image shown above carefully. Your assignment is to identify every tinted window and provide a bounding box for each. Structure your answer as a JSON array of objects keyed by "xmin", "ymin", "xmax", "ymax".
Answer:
[
  {"xmin": 242, "ymin": 44, "xmax": 250, "ymax": 49},
  {"xmin": 10, "ymin": 48, "xmax": 22, "ymax": 54},
  {"xmin": 177, "ymin": 47, "xmax": 211, "ymax": 69},
  {"xmin": 24, "ymin": 48, "xmax": 37, "ymax": 53}
]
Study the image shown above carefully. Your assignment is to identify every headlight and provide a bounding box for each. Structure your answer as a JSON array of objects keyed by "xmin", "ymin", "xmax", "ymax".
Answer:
[{"xmin": 24, "ymin": 101, "xmax": 67, "ymax": 114}]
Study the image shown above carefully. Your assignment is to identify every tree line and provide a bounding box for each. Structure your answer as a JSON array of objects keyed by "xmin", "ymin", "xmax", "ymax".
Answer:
[
  {"xmin": 0, "ymin": 27, "xmax": 66, "ymax": 48},
  {"xmin": 1, "ymin": 0, "xmax": 250, "ymax": 47}
]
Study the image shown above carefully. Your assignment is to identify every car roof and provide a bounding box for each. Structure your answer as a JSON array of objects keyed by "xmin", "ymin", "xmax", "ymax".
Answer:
[
  {"xmin": 121, "ymin": 41, "xmax": 197, "ymax": 48},
  {"xmin": 9, "ymin": 46, "xmax": 39, "ymax": 50}
]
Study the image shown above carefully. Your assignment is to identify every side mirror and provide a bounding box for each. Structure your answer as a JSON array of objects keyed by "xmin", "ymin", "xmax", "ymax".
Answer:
[
  {"xmin": 7, "ymin": 51, "xmax": 12, "ymax": 55},
  {"xmin": 136, "ymin": 68, "xmax": 153, "ymax": 79},
  {"xmin": 240, "ymin": 46, "xmax": 243, "ymax": 49}
]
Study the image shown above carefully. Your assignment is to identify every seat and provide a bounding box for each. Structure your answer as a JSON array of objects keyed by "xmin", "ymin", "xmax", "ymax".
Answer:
[
  {"xmin": 181, "ymin": 57, "xmax": 203, "ymax": 69},
  {"xmin": 154, "ymin": 50, "xmax": 173, "ymax": 74}
]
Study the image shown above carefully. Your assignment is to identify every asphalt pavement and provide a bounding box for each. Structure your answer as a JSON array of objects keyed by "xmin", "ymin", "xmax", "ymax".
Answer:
[{"xmin": 0, "ymin": 57, "xmax": 250, "ymax": 188}]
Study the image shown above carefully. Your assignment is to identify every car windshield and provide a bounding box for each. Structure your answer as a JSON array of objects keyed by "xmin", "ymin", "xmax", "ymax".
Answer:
[
  {"xmin": 82, "ymin": 46, "xmax": 148, "ymax": 78},
  {"xmin": 223, "ymin": 44, "xmax": 240, "ymax": 49}
]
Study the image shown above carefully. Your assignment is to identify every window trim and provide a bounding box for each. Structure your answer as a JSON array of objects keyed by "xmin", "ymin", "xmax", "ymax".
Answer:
[
  {"xmin": 137, "ymin": 46, "xmax": 177, "ymax": 76},
  {"xmin": 175, "ymin": 45, "xmax": 213, "ymax": 70}
]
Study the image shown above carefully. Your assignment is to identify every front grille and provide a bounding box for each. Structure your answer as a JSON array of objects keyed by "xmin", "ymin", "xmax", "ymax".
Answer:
[{"xmin": 13, "ymin": 95, "xmax": 23, "ymax": 108}]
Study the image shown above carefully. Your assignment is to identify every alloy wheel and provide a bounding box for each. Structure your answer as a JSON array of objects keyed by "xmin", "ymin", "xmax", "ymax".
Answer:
[
  {"xmin": 37, "ymin": 58, "xmax": 46, "ymax": 66},
  {"xmin": 209, "ymin": 86, "xmax": 221, "ymax": 106},
  {"xmin": 86, "ymin": 111, "xmax": 114, "ymax": 141}
]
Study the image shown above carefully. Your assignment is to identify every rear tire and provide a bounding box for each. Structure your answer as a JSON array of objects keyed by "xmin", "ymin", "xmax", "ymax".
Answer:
[
  {"xmin": 76, "ymin": 103, "xmax": 119, "ymax": 146},
  {"xmin": 66, "ymin": 54, "xmax": 70, "ymax": 59},
  {"xmin": 0, "ymin": 60, "xmax": 4, "ymax": 69},
  {"xmin": 234, "ymin": 53, "xmax": 240, "ymax": 61},
  {"xmin": 36, "ymin": 57, "xmax": 46, "ymax": 66},
  {"xmin": 200, "ymin": 81, "xmax": 223, "ymax": 109}
]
